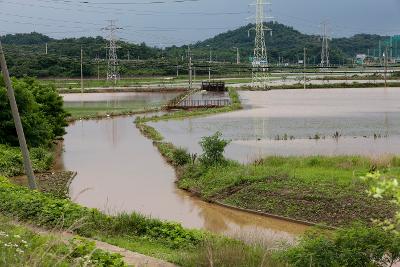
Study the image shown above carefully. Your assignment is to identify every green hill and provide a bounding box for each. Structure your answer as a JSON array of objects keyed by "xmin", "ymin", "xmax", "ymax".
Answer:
[
  {"xmin": 0, "ymin": 23, "xmax": 391, "ymax": 78},
  {"xmin": 182, "ymin": 22, "xmax": 388, "ymax": 65}
]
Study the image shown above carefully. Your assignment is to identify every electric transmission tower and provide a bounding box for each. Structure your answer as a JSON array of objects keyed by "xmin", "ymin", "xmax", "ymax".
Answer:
[
  {"xmin": 320, "ymin": 21, "xmax": 330, "ymax": 68},
  {"xmin": 251, "ymin": 0, "xmax": 272, "ymax": 90},
  {"xmin": 103, "ymin": 20, "xmax": 122, "ymax": 84}
]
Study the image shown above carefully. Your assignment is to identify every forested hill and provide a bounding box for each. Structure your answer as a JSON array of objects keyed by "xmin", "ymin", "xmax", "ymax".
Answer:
[
  {"xmin": 0, "ymin": 23, "xmax": 390, "ymax": 78},
  {"xmin": 183, "ymin": 22, "xmax": 388, "ymax": 64},
  {"xmin": 0, "ymin": 33, "xmax": 162, "ymax": 77}
]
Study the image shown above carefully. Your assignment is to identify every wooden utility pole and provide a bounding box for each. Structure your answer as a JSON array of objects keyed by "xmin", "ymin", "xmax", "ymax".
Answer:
[
  {"xmin": 384, "ymin": 46, "xmax": 388, "ymax": 88},
  {"xmin": 0, "ymin": 42, "xmax": 37, "ymax": 190}
]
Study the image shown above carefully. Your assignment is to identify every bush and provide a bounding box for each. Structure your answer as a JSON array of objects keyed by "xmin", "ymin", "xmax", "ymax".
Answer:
[
  {"xmin": 199, "ymin": 132, "xmax": 230, "ymax": 166},
  {"xmin": 280, "ymin": 225, "xmax": 400, "ymax": 267},
  {"xmin": 172, "ymin": 148, "xmax": 191, "ymax": 166},
  {"xmin": 0, "ymin": 77, "xmax": 68, "ymax": 147}
]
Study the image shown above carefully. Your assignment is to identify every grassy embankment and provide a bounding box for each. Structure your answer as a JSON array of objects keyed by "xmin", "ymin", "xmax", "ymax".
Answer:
[
  {"xmin": 0, "ymin": 176, "xmax": 281, "ymax": 267},
  {"xmin": 136, "ymin": 89, "xmax": 397, "ymax": 227}
]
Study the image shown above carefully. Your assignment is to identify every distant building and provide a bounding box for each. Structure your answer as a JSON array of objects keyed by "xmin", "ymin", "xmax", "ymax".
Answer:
[{"xmin": 355, "ymin": 54, "xmax": 367, "ymax": 65}]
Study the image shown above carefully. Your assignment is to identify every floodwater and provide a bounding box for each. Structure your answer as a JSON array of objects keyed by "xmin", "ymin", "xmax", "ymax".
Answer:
[
  {"xmin": 150, "ymin": 88, "xmax": 400, "ymax": 163},
  {"xmin": 61, "ymin": 116, "xmax": 307, "ymax": 247},
  {"xmin": 62, "ymin": 92, "xmax": 181, "ymax": 109}
]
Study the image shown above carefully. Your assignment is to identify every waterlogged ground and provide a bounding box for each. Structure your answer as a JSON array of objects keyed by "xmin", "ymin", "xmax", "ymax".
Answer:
[
  {"xmin": 62, "ymin": 116, "xmax": 307, "ymax": 247},
  {"xmin": 150, "ymin": 88, "xmax": 400, "ymax": 162}
]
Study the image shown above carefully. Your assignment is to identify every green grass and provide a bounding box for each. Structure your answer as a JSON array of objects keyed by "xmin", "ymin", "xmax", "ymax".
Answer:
[
  {"xmin": 178, "ymin": 156, "xmax": 398, "ymax": 227},
  {"xmin": 0, "ymin": 176, "xmax": 281, "ymax": 266},
  {"xmin": 0, "ymin": 215, "xmax": 126, "ymax": 267},
  {"xmin": 0, "ymin": 144, "xmax": 53, "ymax": 177}
]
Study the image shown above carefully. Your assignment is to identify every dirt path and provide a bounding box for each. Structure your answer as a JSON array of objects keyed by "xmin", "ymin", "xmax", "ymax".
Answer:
[{"xmin": 15, "ymin": 221, "xmax": 178, "ymax": 267}]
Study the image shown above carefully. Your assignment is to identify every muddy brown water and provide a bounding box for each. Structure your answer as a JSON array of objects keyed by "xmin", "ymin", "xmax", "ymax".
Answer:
[
  {"xmin": 62, "ymin": 92, "xmax": 307, "ymax": 247},
  {"xmin": 150, "ymin": 88, "xmax": 400, "ymax": 163},
  {"xmin": 62, "ymin": 117, "xmax": 306, "ymax": 246}
]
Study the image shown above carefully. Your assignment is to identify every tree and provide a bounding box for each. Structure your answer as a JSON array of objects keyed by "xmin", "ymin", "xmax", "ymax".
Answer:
[
  {"xmin": 0, "ymin": 77, "xmax": 68, "ymax": 147},
  {"xmin": 199, "ymin": 132, "xmax": 230, "ymax": 166}
]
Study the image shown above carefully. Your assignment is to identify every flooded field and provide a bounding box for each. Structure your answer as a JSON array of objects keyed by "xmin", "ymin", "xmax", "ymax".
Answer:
[
  {"xmin": 150, "ymin": 88, "xmax": 400, "ymax": 162},
  {"xmin": 61, "ymin": 116, "xmax": 307, "ymax": 246},
  {"xmin": 61, "ymin": 87, "xmax": 400, "ymax": 247},
  {"xmin": 62, "ymin": 92, "xmax": 181, "ymax": 117}
]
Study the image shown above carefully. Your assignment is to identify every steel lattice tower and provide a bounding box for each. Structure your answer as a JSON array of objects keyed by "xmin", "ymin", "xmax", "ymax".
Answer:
[
  {"xmin": 103, "ymin": 20, "xmax": 121, "ymax": 84},
  {"xmin": 320, "ymin": 21, "xmax": 330, "ymax": 68},
  {"xmin": 252, "ymin": 0, "xmax": 271, "ymax": 90}
]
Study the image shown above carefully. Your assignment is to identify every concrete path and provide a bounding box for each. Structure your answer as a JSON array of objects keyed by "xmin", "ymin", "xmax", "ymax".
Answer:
[{"xmin": 16, "ymin": 221, "xmax": 178, "ymax": 267}]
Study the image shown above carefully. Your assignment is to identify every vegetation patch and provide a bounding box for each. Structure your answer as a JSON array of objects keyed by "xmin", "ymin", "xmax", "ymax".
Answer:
[
  {"xmin": 0, "ymin": 215, "xmax": 126, "ymax": 267},
  {"xmin": 278, "ymin": 224, "xmax": 400, "ymax": 267},
  {"xmin": 179, "ymin": 156, "xmax": 398, "ymax": 227},
  {"xmin": 0, "ymin": 144, "xmax": 53, "ymax": 177},
  {"xmin": 0, "ymin": 176, "xmax": 278, "ymax": 266}
]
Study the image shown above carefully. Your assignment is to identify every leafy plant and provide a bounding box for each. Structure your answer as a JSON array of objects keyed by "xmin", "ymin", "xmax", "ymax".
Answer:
[
  {"xmin": 362, "ymin": 172, "xmax": 400, "ymax": 233},
  {"xmin": 199, "ymin": 132, "xmax": 230, "ymax": 166}
]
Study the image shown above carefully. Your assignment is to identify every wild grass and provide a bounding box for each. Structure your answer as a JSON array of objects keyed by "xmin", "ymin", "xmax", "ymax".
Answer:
[{"xmin": 0, "ymin": 215, "xmax": 126, "ymax": 267}]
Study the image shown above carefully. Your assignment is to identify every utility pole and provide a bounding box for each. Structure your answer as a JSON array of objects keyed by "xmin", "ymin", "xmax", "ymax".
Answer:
[
  {"xmin": 80, "ymin": 47, "xmax": 84, "ymax": 94},
  {"xmin": 251, "ymin": 0, "xmax": 272, "ymax": 90},
  {"xmin": 233, "ymin": 47, "xmax": 240, "ymax": 64},
  {"xmin": 207, "ymin": 45, "xmax": 212, "ymax": 81},
  {"xmin": 320, "ymin": 21, "xmax": 330, "ymax": 68},
  {"xmin": 384, "ymin": 46, "xmax": 388, "ymax": 88},
  {"xmin": 304, "ymin": 47, "xmax": 307, "ymax": 90},
  {"xmin": 45, "ymin": 43, "xmax": 48, "ymax": 55},
  {"xmin": 103, "ymin": 20, "xmax": 122, "ymax": 85},
  {"xmin": 127, "ymin": 50, "xmax": 130, "ymax": 61},
  {"xmin": 188, "ymin": 46, "xmax": 193, "ymax": 89},
  {"xmin": 0, "ymin": 42, "xmax": 37, "ymax": 190},
  {"xmin": 95, "ymin": 54, "xmax": 100, "ymax": 80}
]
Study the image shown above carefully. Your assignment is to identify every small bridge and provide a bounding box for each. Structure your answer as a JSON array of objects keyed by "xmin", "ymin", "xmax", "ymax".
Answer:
[{"xmin": 168, "ymin": 98, "xmax": 231, "ymax": 109}]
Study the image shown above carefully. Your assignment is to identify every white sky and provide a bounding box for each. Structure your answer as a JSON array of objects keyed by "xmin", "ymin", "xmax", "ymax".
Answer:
[{"xmin": 1, "ymin": 0, "xmax": 400, "ymax": 46}]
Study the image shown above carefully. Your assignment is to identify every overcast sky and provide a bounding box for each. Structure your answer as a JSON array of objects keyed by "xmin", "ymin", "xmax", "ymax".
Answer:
[{"xmin": 1, "ymin": 0, "xmax": 400, "ymax": 46}]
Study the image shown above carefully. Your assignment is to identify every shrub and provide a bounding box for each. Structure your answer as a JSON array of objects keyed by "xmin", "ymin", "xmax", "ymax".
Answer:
[
  {"xmin": 0, "ymin": 145, "xmax": 53, "ymax": 177},
  {"xmin": 280, "ymin": 225, "xmax": 400, "ymax": 267},
  {"xmin": 172, "ymin": 148, "xmax": 191, "ymax": 166},
  {"xmin": 199, "ymin": 132, "xmax": 230, "ymax": 166}
]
